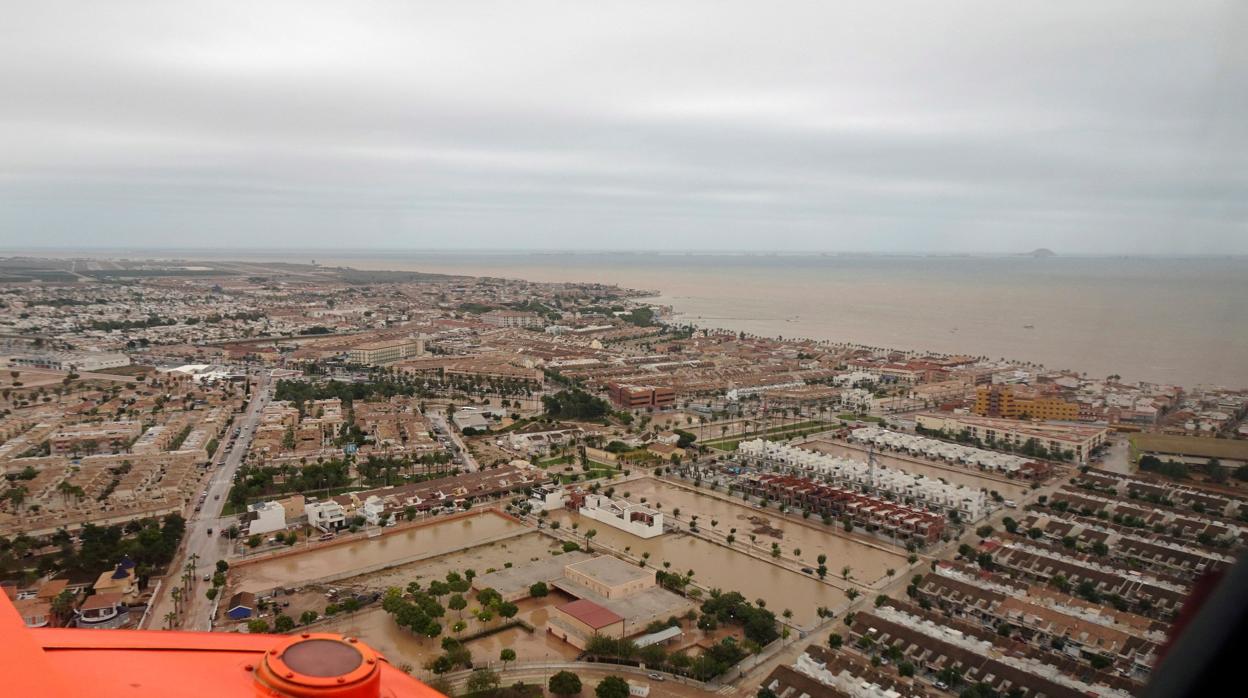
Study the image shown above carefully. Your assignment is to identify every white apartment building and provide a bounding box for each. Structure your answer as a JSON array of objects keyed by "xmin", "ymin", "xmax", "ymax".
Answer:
[
  {"xmin": 305, "ymin": 499, "xmax": 347, "ymax": 531},
  {"xmin": 246, "ymin": 500, "xmax": 287, "ymax": 536},
  {"xmin": 481, "ymin": 310, "xmax": 542, "ymax": 328},
  {"xmin": 738, "ymin": 439, "xmax": 987, "ymax": 520},
  {"xmin": 851, "ymin": 426, "xmax": 1034, "ymax": 474},
  {"xmin": 578, "ymin": 494, "xmax": 664, "ymax": 538}
]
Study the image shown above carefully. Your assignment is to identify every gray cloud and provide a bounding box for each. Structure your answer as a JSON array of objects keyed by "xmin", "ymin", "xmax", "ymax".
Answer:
[{"xmin": 0, "ymin": 1, "xmax": 1245, "ymax": 253}]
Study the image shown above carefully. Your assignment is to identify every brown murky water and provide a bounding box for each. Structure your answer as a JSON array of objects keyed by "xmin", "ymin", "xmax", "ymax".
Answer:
[
  {"xmin": 552, "ymin": 509, "xmax": 846, "ymax": 627},
  {"xmin": 234, "ymin": 513, "xmax": 527, "ymax": 592},
  {"xmin": 611, "ymin": 478, "xmax": 907, "ymax": 582},
  {"xmin": 316, "ymin": 594, "xmax": 580, "ymax": 668}
]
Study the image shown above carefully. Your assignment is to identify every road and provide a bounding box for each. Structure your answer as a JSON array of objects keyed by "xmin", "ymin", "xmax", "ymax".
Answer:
[
  {"xmin": 427, "ymin": 410, "xmax": 479, "ymax": 472},
  {"xmin": 1099, "ymin": 434, "xmax": 1134, "ymax": 475},
  {"xmin": 440, "ymin": 661, "xmax": 716, "ymax": 698},
  {"xmin": 144, "ymin": 370, "xmax": 274, "ymax": 631}
]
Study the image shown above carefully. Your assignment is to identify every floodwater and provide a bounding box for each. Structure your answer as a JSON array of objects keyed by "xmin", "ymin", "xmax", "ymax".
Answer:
[
  {"xmin": 549, "ymin": 497, "xmax": 855, "ymax": 627},
  {"xmin": 233, "ymin": 513, "xmax": 527, "ymax": 592},
  {"xmin": 616, "ymin": 478, "xmax": 907, "ymax": 583},
  {"xmin": 802, "ymin": 439, "xmax": 1031, "ymax": 500},
  {"xmin": 337, "ymin": 531, "xmax": 565, "ymax": 592},
  {"xmin": 317, "ymin": 594, "xmax": 580, "ymax": 668}
]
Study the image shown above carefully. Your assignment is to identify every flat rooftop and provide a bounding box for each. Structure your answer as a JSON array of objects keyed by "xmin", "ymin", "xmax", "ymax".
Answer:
[
  {"xmin": 553, "ymin": 577, "xmax": 690, "ymax": 626},
  {"xmin": 565, "ymin": 555, "xmax": 651, "ymax": 588},
  {"xmin": 473, "ymin": 551, "xmax": 593, "ymax": 598}
]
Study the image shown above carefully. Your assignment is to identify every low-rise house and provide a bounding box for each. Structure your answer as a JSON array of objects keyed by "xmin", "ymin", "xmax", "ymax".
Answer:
[{"xmin": 226, "ymin": 591, "xmax": 256, "ymax": 621}]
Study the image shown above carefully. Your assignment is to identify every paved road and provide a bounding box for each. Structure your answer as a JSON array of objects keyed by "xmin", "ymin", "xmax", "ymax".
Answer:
[
  {"xmin": 428, "ymin": 410, "xmax": 479, "ymax": 472},
  {"xmin": 441, "ymin": 661, "xmax": 716, "ymax": 698},
  {"xmin": 144, "ymin": 371, "xmax": 274, "ymax": 630},
  {"xmin": 1099, "ymin": 435, "xmax": 1134, "ymax": 475}
]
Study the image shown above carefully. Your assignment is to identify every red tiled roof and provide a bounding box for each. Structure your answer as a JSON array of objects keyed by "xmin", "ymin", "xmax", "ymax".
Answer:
[{"xmin": 557, "ymin": 599, "xmax": 623, "ymax": 629}]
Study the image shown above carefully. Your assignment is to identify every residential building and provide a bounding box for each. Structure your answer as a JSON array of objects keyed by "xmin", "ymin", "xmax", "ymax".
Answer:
[
  {"xmin": 226, "ymin": 592, "xmax": 256, "ymax": 621},
  {"xmin": 245, "ymin": 500, "xmax": 287, "ymax": 536},
  {"xmin": 481, "ymin": 310, "xmax": 542, "ymax": 328},
  {"xmin": 49, "ymin": 421, "xmax": 143, "ymax": 456},
  {"xmin": 974, "ymin": 385, "xmax": 1080, "ymax": 421},
  {"xmin": 575, "ymin": 493, "xmax": 664, "ymax": 538},
  {"xmin": 305, "ymin": 499, "xmax": 347, "ymax": 531},
  {"xmin": 607, "ymin": 383, "xmax": 675, "ymax": 410},
  {"xmin": 346, "ymin": 337, "xmax": 424, "ymax": 366},
  {"xmin": 916, "ymin": 413, "xmax": 1108, "ymax": 463},
  {"xmin": 75, "ymin": 593, "xmax": 128, "ymax": 629}
]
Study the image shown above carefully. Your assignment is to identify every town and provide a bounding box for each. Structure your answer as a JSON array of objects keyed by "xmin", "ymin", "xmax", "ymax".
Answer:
[{"xmin": 3, "ymin": 256, "xmax": 1247, "ymax": 698}]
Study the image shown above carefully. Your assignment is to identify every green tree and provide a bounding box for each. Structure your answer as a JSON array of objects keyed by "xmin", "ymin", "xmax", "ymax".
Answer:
[
  {"xmin": 274, "ymin": 614, "xmax": 295, "ymax": 632},
  {"xmin": 595, "ymin": 676, "xmax": 630, "ymax": 698},
  {"xmin": 549, "ymin": 670, "xmax": 582, "ymax": 696},
  {"xmin": 448, "ymin": 594, "xmax": 468, "ymax": 617},
  {"xmin": 247, "ymin": 618, "xmax": 270, "ymax": 633},
  {"xmin": 499, "ymin": 648, "xmax": 516, "ymax": 670},
  {"xmin": 465, "ymin": 668, "xmax": 500, "ymax": 695}
]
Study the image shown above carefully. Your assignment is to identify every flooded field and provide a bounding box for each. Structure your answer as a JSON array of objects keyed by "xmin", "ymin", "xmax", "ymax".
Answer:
[
  {"xmin": 801, "ymin": 439, "xmax": 1031, "ymax": 500},
  {"xmin": 338, "ymin": 531, "xmax": 565, "ymax": 591},
  {"xmin": 549, "ymin": 510, "xmax": 851, "ymax": 627},
  {"xmin": 316, "ymin": 593, "xmax": 581, "ymax": 668},
  {"xmin": 232, "ymin": 512, "xmax": 528, "ymax": 593},
  {"xmin": 616, "ymin": 478, "xmax": 907, "ymax": 584}
]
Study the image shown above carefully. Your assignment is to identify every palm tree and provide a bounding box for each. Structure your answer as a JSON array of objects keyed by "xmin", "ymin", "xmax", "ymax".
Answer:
[
  {"xmin": 171, "ymin": 588, "xmax": 183, "ymax": 616},
  {"xmin": 51, "ymin": 590, "xmax": 76, "ymax": 626},
  {"xmin": 164, "ymin": 611, "xmax": 178, "ymax": 630}
]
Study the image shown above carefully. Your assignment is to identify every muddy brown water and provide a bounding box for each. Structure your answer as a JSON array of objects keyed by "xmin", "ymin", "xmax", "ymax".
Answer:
[
  {"xmin": 233, "ymin": 513, "xmax": 528, "ymax": 592},
  {"xmin": 547, "ymin": 476, "xmax": 887, "ymax": 629},
  {"xmin": 609, "ymin": 478, "xmax": 907, "ymax": 580}
]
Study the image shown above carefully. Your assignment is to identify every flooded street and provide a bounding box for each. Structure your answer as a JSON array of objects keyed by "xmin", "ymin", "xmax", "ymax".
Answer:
[
  {"xmin": 801, "ymin": 439, "xmax": 1031, "ymax": 500},
  {"xmin": 232, "ymin": 512, "xmax": 528, "ymax": 593},
  {"xmin": 614, "ymin": 478, "xmax": 907, "ymax": 585}
]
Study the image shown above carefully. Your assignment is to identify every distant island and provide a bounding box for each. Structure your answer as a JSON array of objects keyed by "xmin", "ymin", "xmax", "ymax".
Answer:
[{"xmin": 1023, "ymin": 248, "xmax": 1056, "ymax": 258}]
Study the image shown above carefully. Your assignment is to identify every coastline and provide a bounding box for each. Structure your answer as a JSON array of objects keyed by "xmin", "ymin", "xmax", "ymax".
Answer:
[{"xmin": 4, "ymin": 250, "xmax": 1246, "ymax": 389}]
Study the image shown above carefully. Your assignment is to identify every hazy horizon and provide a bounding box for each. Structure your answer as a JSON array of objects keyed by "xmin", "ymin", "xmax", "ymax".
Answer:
[
  {"xmin": 2, "ymin": 245, "xmax": 1247, "ymax": 260},
  {"xmin": 2, "ymin": 2, "xmax": 1245, "ymax": 254}
]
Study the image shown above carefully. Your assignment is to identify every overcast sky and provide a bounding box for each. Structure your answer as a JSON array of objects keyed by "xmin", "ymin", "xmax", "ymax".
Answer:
[{"xmin": 1, "ymin": 1, "xmax": 1245, "ymax": 254}]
